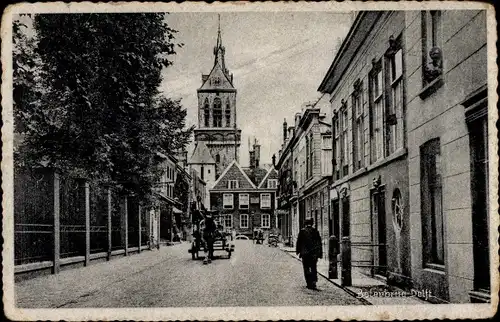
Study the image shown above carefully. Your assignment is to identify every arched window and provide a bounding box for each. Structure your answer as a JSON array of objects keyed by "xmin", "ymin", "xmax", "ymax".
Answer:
[
  {"xmin": 213, "ymin": 98, "xmax": 222, "ymax": 127},
  {"xmin": 204, "ymin": 98, "xmax": 210, "ymax": 127},
  {"xmin": 225, "ymin": 102, "xmax": 231, "ymax": 127},
  {"xmin": 216, "ymin": 154, "xmax": 220, "ymax": 163}
]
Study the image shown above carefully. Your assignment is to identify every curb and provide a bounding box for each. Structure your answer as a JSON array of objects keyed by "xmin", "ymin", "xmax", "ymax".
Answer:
[{"xmin": 280, "ymin": 248, "xmax": 372, "ymax": 306}]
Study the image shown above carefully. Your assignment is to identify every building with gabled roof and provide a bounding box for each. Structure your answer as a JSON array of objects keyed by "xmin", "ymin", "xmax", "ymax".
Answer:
[{"xmin": 210, "ymin": 141, "xmax": 279, "ymax": 238}]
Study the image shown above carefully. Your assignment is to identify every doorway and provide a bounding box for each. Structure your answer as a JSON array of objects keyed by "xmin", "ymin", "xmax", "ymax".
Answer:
[{"xmin": 372, "ymin": 188, "xmax": 387, "ymax": 276}]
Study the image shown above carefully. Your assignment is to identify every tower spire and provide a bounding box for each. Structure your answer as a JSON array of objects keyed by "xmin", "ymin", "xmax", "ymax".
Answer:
[
  {"xmin": 213, "ymin": 14, "xmax": 226, "ymax": 72},
  {"xmin": 217, "ymin": 14, "xmax": 221, "ymax": 48}
]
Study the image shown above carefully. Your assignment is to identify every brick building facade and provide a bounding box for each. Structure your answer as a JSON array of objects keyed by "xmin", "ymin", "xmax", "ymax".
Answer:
[{"xmin": 210, "ymin": 143, "xmax": 278, "ymax": 237}]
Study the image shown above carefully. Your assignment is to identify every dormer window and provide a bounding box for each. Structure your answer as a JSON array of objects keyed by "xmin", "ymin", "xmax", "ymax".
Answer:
[
  {"xmin": 267, "ymin": 179, "xmax": 278, "ymax": 189},
  {"xmin": 228, "ymin": 180, "xmax": 239, "ymax": 189}
]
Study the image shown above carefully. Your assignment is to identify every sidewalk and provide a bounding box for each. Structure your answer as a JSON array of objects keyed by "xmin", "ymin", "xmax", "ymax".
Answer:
[{"xmin": 280, "ymin": 244, "xmax": 427, "ymax": 305}]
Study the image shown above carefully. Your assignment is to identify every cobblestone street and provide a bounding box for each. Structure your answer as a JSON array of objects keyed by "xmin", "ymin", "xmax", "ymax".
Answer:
[{"xmin": 15, "ymin": 241, "xmax": 363, "ymax": 307}]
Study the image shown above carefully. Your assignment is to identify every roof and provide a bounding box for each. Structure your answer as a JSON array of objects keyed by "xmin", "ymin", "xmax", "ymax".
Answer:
[
  {"xmin": 257, "ymin": 167, "xmax": 278, "ymax": 189},
  {"xmin": 318, "ymin": 11, "xmax": 382, "ymax": 94},
  {"xmin": 242, "ymin": 167, "xmax": 268, "ymax": 187},
  {"xmin": 188, "ymin": 141, "xmax": 216, "ymax": 164},
  {"xmin": 212, "ymin": 160, "xmax": 257, "ymax": 189}
]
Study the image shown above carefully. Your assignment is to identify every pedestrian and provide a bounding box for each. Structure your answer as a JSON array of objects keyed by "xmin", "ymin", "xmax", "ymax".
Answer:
[{"xmin": 296, "ymin": 217, "xmax": 323, "ymax": 290}]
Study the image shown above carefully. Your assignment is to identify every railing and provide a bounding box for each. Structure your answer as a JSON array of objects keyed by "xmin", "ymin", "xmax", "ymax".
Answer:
[
  {"xmin": 14, "ymin": 167, "xmax": 165, "ymax": 275},
  {"xmin": 336, "ymin": 237, "xmax": 387, "ymax": 286}
]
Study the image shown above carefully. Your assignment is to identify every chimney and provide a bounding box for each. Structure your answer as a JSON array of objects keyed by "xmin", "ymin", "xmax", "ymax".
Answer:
[
  {"xmin": 272, "ymin": 154, "xmax": 276, "ymax": 167},
  {"xmin": 254, "ymin": 143, "xmax": 261, "ymax": 168},
  {"xmin": 295, "ymin": 112, "xmax": 302, "ymax": 128},
  {"xmin": 289, "ymin": 126, "xmax": 295, "ymax": 138},
  {"xmin": 249, "ymin": 150, "xmax": 256, "ymax": 169},
  {"xmin": 283, "ymin": 118, "xmax": 288, "ymax": 142}
]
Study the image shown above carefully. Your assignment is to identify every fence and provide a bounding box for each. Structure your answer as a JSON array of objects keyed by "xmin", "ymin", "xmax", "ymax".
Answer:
[{"xmin": 14, "ymin": 168, "xmax": 159, "ymax": 276}]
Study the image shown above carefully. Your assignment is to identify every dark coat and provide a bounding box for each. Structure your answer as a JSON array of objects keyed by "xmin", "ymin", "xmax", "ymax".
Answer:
[{"xmin": 296, "ymin": 226, "xmax": 323, "ymax": 259}]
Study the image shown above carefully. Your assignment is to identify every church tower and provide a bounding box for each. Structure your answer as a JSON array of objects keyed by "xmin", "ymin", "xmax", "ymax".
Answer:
[{"xmin": 190, "ymin": 15, "xmax": 241, "ymax": 184}]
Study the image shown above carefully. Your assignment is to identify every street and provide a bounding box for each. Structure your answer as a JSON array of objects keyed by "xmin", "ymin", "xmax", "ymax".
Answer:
[{"xmin": 15, "ymin": 240, "xmax": 363, "ymax": 307}]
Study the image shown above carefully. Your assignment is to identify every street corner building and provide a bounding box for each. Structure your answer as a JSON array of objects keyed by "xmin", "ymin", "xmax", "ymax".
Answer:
[
  {"xmin": 209, "ymin": 142, "xmax": 279, "ymax": 237},
  {"xmin": 312, "ymin": 10, "xmax": 490, "ymax": 303}
]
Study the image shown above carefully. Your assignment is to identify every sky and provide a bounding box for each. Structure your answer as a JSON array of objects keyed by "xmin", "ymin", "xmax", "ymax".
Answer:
[{"xmin": 160, "ymin": 12, "xmax": 354, "ymax": 167}]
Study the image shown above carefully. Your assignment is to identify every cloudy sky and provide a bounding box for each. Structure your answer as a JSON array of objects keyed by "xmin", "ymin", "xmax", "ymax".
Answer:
[{"xmin": 160, "ymin": 12, "xmax": 354, "ymax": 166}]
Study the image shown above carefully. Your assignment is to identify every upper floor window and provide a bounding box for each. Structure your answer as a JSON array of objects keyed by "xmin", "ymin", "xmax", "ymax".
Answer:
[
  {"xmin": 369, "ymin": 59, "xmax": 384, "ymax": 163},
  {"xmin": 204, "ymin": 98, "xmax": 210, "ymax": 127},
  {"xmin": 322, "ymin": 135, "xmax": 332, "ymax": 150},
  {"xmin": 267, "ymin": 179, "xmax": 278, "ymax": 189},
  {"xmin": 239, "ymin": 193, "xmax": 249, "ymax": 209},
  {"xmin": 223, "ymin": 193, "xmax": 234, "ymax": 209},
  {"xmin": 333, "ymin": 113, "xmax": 340, "ymax": 180},
  {"xmin": 385, "ymin": 35, "xmax": 405, "ymax": 155},
  {"xmin": 340, "ymin": 101, "xmax": 349, "ymax": 177},
  {"xmin": 261, "ymin": 214, "xmax": 271, "ymax": 228},
  {"xmin": 305, "ymin": 136, "xmax": 310, "ymax": 180},
  {"xmin": 308, "ymin": 134, "xmax": 314, "ymax": 178},
  {"xmin": 260, "ymin": 193, "xmax": 271, "ymax": 209},
  {"xmin": 215, "ymin": 154, "xmax": 220, "ymax": 163},
  {"xmin": 352, "ymin": 79, "xmax": 365, "ymax": 171},
  {"xmin": 213, "ymin": 97, "xmax": 222, "ymax": 127},
  {"xmin": 420, "ymin": 138, "xmax": 444, "ymax": 267},
  {"xmin": 421, "ymin": 11, "xmax": 443, "ymax": 92},
  {"xmin": 228, "ymin": 180, "xmax": 239, "ymax": 190},
  {"xmin": 201, "ymin": 165, "xmax": 204, "ymax": 180}
]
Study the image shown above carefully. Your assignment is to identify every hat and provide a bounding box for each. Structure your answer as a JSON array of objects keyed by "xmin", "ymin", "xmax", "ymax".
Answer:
[{"xmin": 305, "ymin": 218, "xmax": 313, "ymax": 225}]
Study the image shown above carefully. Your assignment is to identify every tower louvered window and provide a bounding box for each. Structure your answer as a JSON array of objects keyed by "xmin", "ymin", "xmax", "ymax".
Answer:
[
  {"xmin": 225, "ymin": 102, "xmax": 231, "ymax": 127},
  {"xmin": 204, "ymin": 98, "xmax": 210, "ymax": 127},
  {"xmin": 213, "ymin": 98, "xmax": 222, "ymax": 127}
]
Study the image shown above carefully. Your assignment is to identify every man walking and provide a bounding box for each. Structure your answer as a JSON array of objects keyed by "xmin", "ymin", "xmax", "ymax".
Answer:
[{"xmin": 296, "ymin": 218, "xmax": 323, "ymax": 290}]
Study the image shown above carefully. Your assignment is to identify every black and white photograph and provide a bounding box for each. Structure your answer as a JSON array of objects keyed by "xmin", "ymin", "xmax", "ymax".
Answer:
[{"xmin": 2, "ymin": 1, "xmax": 498, "ymax": 320}]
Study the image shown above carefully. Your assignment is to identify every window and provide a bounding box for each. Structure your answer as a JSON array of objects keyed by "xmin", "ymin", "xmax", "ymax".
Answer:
[
  {"xmin": 308, "ymin": 134, "xmax": 314, "ymax": 178},
  {"xmin": 369, "ymin": 59, "xmax": 384, "ymax": 163},
  {"xmin": 228, "ymin": 180, "xmax": 239, "ymax": 189},
  {"xmin": 225, "ymin": 102, "xmax": 231, "ymax": 127},
  {"xmin": 223, "ymin": 193, "xmax": 234, "ymax": 209},
  {"xmin": 294, "ymin": 158, "xmax": 298, "ymax": 191},
  {"xmin": 421, "ymin": 11, "xmax": 443, "ymax": 87},
  {"xmin": 260, "ymin": 193, "xmax": 271, "ymax": 209},
  {"xmin": 305, "ymin": 136, "xmax": 310, "ymax": 179},
  {"xmin": 340, "ymin": 102, "xmax": 349, "ymax": 176},
  {"xmin": 239, "ymin": 193, "xmax": 249, "ymax": 209},
  {"xmin": 224, "ymin": 215, "xmax": 233, "ymax": 230},
  {"xmin": 240, "ymin": 214, "xmax": 249, "ymax": 228},
  {"xmin": 215, "ymin": 154, "xmax": 220, "ymax": 163},
  {"xmin": 352, "ymin": 80, "xmax": 364, "ymax": 171},
  {"xmin": 420, "ymin": 138, "xmax": 444, "ymax": 266},
  {"xmin": 213, "ymin": 97, "xmax": 222, "ymax": 127},
  {"xmin": 333, "ymin": 113, "xmax": 340, "ymax": 180},
  {"xmin": 392, "ymin": 188, "xmax": 403, "ymax": 231},
  {"xmin": 201, "ymin": 165, "xmax": 204, "ymax": 180},
  {"xmin": 322, "ymin": 135, "xmax": 332, "ymax": 149},
  {"xmin": 204, "ymin": 98, "xmax": 210, "ymax": 127},
  {"xmin": 385, "ymin": 35, "xmax": 404, "ymax": 155},
  {"xmin": 261, "ymin": 214, "xmax": 271, "ymax": 228},
  {"xmin": 465, "ymin": 92, "xmax": 489, "ymax": 291},
  {"xmin": 267, "ymin": 179, "xmax": 278, "ymax": 189}
]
